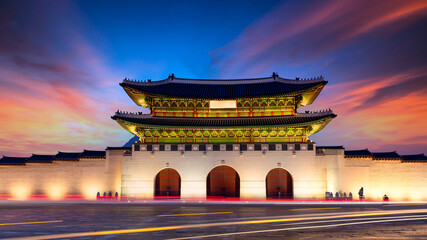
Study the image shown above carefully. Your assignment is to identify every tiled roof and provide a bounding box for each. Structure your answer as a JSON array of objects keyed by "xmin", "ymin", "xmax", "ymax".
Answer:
[
  {"xmin": 106, "ymin": 147, "xmax": 132, "ymax": 150},
  {"xmin": 401, "ymin": 154, "xmax": 427, "ymax": 162},
  {"xmin": 54, "ymin": 151, "xmax": 81, "ymax": 161},
  {"xmin": 80, "ymin": 150, "xmax": 106, "ymax": 158},
  {"xmin": 372, "ymin": 151, "xmax": 401, "ymax": 160},
  {"xmin": 27, "ymin": 154, "xmax": 54, "ymax": 163},
  {"xmin": 317, "ymin": 146, "xmax": 344, "ymax": 149},
  {"xmin": 344, "ymin": 149, "xmax": 372, "ymax": 157},
  {"xmin": 0, "ymin": 156, "xmax": 27, "ymax": 165},
  {"xmin": 112, "ymin": 111, "xmax": 336, "ymax": 127},
  {"xmin": 121, "ymin": 75, "xmax": 326, "ymax": 99}
]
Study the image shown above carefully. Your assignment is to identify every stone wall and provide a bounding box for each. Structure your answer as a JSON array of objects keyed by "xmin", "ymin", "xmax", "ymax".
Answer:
[
  {"xmin": 0, "ymin": 157, "xmax": 119, "ymax": 200},
  {"xmin": 334, "ymin": 157, "xmax": 427, "ymax": 201}
]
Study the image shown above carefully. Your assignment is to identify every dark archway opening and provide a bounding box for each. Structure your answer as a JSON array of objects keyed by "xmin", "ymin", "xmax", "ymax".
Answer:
[
  {"xmin": 207, "ymin": 165, "xmax": 240, "ymax": 198},
  {"xmin": 266, "ymin": 168, "xmax": 293, "ymax": 199},
  {"xmin": 155, "ymin": 168, "xmax": 181, "ymax": 197}
]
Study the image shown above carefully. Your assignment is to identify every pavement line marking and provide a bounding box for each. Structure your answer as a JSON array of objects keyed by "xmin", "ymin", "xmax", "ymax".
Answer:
[
  {"xmin": 383, "ymin": 203, "xmax": 425, "ymax": 207},
  {"xmin": 167, "ymin": 216, "xmax": 427, "ymax": 240},
  {"xmin": 156, "ymin": 211, "xmax": 233, "ymax": 217},
  {"xmin": 0, "ymin": 220, "xmax": 63, "ymax": 226},
  {"xmin": 289, "ymin": 207, "xmax": 342, "ymax": 211}
]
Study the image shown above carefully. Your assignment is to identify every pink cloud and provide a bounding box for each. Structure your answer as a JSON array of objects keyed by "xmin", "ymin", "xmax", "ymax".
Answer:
[
  {"xmin": 307, "ymin": 67, "xmax": 427, "ymax": 154},
  {"xmin": 0, "ymin": 1, "xmax": 140, "ymax": 156}
]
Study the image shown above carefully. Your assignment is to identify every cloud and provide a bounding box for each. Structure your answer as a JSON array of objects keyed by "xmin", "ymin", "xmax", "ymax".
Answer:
[
  {"xmin": 0, "ymin": 0, "xmax": 139, "ymax": 156},
  {"xmin": 10, "ymin": 56, "xmax": 87, "ymax": 77},
  {"xmin": 307, "ymin": 67, "xmax": 427, "ymax": 154},
  {"xmin": 210, "ymin": 0, "xmax": 427, "ymax": 77}
]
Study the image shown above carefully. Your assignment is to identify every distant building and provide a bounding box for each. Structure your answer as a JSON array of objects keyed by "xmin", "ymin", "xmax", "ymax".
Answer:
[{"xmin": 1, "ymin": 74, "xmax": 426, "ymax": 201}]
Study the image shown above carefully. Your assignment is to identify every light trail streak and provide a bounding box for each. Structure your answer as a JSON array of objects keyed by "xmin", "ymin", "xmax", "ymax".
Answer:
[
  {"xmin": 4, "ymin": 209, "xmax": 427, "ymax": 240},
  {"xmin": 289, "ymin": 207, "xmax": 342, "ymax": 211},
  {"xmin": 272, "ymin": 214, "xmax": 427, "ymax": 227},
  {"xmin": 383, "ymin": 203, "xmax": 426, "ymax": 207},
  {"xmin": 0, "ymin": 220, "xmax": 63, "ymax": 226},
  {"xmin": 168, "ymin": 216, "xmax": 427, "ymax": 240},
  {"xmin": 156, "ymin": 211, "xmax": 233, "ymax": 217}
]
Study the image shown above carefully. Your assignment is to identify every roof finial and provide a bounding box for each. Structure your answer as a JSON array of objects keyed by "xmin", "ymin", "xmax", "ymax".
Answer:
[
  {"xmin": 170, "ymin": 73, "xmax": 175, "ymax": 80},
  {"xmin": 272, "ymin": 72, "xmax": 278, "ymax": 79}
]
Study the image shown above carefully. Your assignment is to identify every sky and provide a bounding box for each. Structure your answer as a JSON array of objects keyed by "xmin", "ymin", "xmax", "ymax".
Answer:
[{"xmin": 0, "ymin": 0, "xmax": 426, "ymax": 156}]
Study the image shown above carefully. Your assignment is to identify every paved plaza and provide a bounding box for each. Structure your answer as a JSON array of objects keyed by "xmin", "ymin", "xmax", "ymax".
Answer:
[{"xmin": 0, "ymin": 201, "xmax": 426, "ymax": 239}]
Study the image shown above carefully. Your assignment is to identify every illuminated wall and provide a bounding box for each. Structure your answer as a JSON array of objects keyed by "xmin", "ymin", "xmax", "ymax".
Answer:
[
  {"xmin": 0, "ymin": 157, "xmax": 121, "ymax": 200},
  {"xmin": 323, "ymin": 153, "xmax": 427, "ymax": 201},
  {"xmin": 1, "ymin": 147, "xmax": 425, "ymax": 201}
]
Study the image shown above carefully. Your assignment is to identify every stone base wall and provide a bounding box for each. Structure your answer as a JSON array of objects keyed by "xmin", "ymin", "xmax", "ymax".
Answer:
[{"xmin": 121, "ymin": 148, "xmax": 327, "ymax": 199}]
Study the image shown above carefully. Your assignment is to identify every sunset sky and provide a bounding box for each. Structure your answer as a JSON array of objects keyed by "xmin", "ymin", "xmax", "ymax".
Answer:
[{"xmin": 1, "ymin": 0, "xmax": 426, "ymax": 156}]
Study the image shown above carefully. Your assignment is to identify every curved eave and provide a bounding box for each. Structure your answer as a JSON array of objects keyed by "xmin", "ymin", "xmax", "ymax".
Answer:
[
  {"xmin": 307, "ymin": 116, "xmax": 335, "ymax": 135},
  {"xmin": 299, "ymin": 81, "xmax": 327, "ymax": 106},
  {"xmin": 121, "ymin": 81, "xmax": 327, "ymax": 108},
  {"xmin": 112, "ymin": 114, "xmax": 336, "ymax": 137},
  {"xmin": 121, "ymin": 84, "xmax": 149, "ymax": 107}
]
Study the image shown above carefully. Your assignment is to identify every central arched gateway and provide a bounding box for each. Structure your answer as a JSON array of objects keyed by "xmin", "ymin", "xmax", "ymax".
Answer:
[
  {"xmin": 155, "ymin": 168, "xmax": 181, "ymax": 197},
  {"xmin": 266, "ymin": 168, "xmax": 293, "ymax": 199},
  {"xmin": 207, "ymin": 165, "xmax": 240, "ymax": 198}
]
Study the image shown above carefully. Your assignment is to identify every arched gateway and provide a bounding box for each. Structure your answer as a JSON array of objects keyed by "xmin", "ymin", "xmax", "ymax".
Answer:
[
  {"xmin": 266, "ymin": 168, "xmax": 293, "ymax": 199},
  {"xmin": 207, "ymin": 165, "xmax": 240, "ymax": 198},
  {"xmin": 154, "ymin": 168, "xmax": 181, "ymax": 197}
]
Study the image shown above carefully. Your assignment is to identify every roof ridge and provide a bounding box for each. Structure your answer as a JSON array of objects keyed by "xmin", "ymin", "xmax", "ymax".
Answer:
[
  {"xmin": 113, "ymin": 110, "xmax": 336, "ymax": 119},
  {"xmin": 1, "ymin": 156, "xmax": 28, "ymax": 159},
  {"xmin": 122, "ymin": 74, "xmax": 326, "ymax": 86}
]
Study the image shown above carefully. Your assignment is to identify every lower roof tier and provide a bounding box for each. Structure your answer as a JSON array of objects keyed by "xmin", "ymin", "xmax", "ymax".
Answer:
[
  {"xmin": 112, "ymin": 110, "xmax": 335, "ymax": 127},
  {"xmin": 112, "ymin": 111, "xmax": 336, "ymax": 143}
]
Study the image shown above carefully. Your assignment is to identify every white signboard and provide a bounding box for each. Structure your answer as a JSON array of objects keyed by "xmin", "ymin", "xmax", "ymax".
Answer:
[{"xmin": 209, "ymin": 100, "xmax": 237, "ymax": 109}]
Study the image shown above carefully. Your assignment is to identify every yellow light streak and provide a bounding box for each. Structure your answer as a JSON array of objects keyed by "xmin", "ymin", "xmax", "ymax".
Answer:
[
  {"xmin": 90, "ymin": 226, "xmax": 182, "ymax": 236},
  {"xmin": 273, "ymin": 214, "xmax": 427, "ymax": 227},
  {"xmin": 156, "ymin": 212, "xmax": 233, "ymax": 217},
  {"xmin": 289, "ymin": 207, "xmax": 342, "ymax": 211},
  {"xmin": 383, "ymin": 203, "xmax": 425, "ymax": 207},
  {"xmin": 0, "ymin": 220, "xmax": 62, "ymax": 226},
  {"xmin": 346, "ymin": 212, "xmax": 392, "ymax": 217}
]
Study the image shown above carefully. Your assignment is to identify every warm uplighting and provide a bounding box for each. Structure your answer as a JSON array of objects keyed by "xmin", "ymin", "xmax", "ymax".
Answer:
[
  {"xmin": 81, "ymin": 183, "xmax": 101, "ymax": 200},
  {"xmin": 10, "ymin": 185, "xmax": 30, "ymax": 200},
  {"xmin": 46, "ymin": 183, "xmax": 66, "ymax": 200}
]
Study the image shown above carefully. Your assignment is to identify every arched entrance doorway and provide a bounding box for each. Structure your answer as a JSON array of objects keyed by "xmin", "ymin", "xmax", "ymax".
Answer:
[
  {"xmin": 266, "ymin": 168, "xmax": 293, "ymax": 199},
  {"xmin": 155, "ymin": 168, "xmax": 181, "ymax": 197},
  {"xmin": 207, "ymin": 165, "xmax": 240, "ymax": 198}
]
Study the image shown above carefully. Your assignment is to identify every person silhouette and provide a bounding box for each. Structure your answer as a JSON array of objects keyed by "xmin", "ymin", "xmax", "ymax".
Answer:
[{"xmin": 358, "ymin": 187, "xmax": 364, "ymax": 200}]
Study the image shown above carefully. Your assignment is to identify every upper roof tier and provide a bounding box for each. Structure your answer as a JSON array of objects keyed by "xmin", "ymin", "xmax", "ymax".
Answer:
[{"xmin": 120, "ymin": 74, "xmax": 327, "ymax": 107}]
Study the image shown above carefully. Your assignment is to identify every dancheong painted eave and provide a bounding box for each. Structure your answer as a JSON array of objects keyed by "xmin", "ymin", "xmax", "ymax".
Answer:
[
  {"xmin": 120, "ymin": 73, "xmax": 327, "ymax": 108},
  {"xmin": 111, "ymin": 110, "xmax": 336, "ymax": 140}
]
